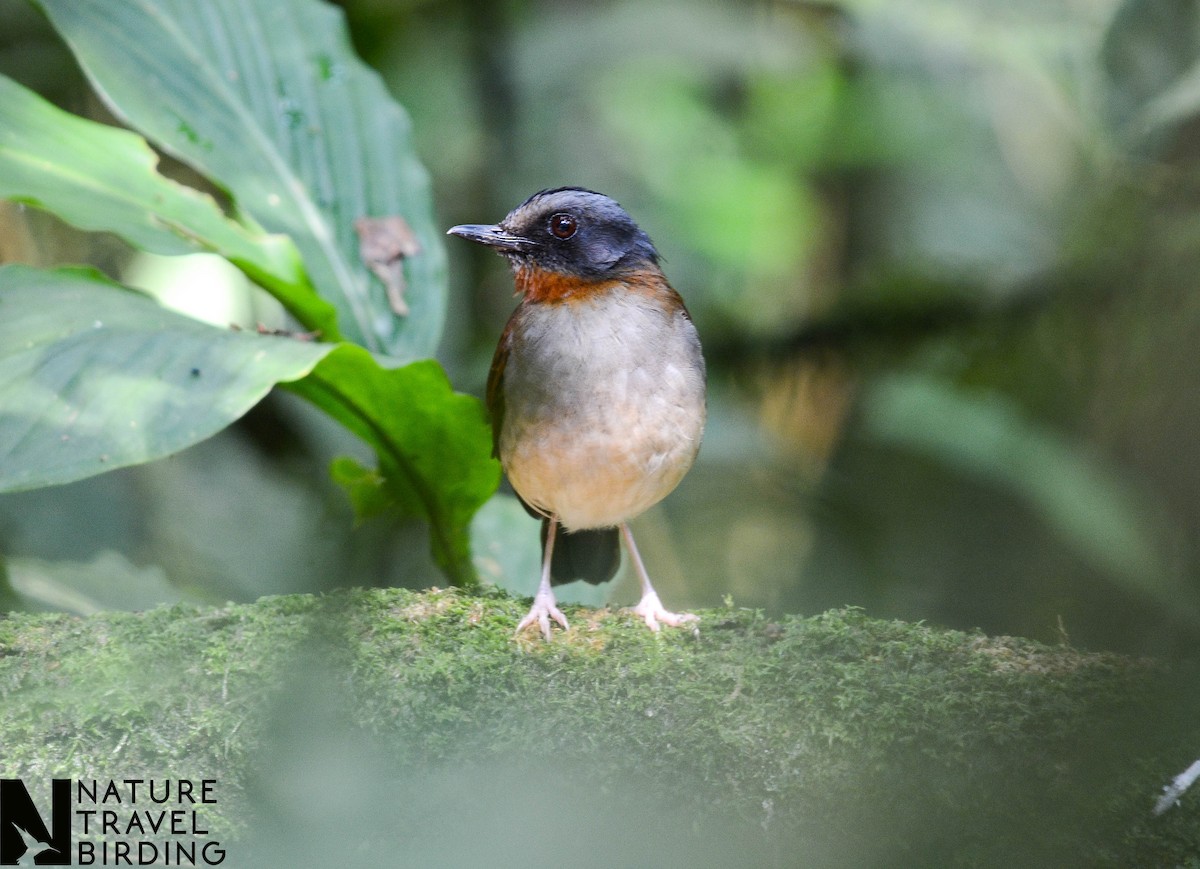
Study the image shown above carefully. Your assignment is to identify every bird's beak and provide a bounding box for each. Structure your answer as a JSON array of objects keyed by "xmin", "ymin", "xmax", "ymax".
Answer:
[{"xmin": 446, "ymin": 223, "xmax": 535, "ymax": 254}]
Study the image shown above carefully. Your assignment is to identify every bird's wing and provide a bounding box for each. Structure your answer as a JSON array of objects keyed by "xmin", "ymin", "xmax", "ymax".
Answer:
[
  {"xmin": 485, "ymin": 315, "xmax": 516, "ymax": 459},
  {"xmin": 13, "ymin": 826, "xmax": 53, "ymax": 866}
]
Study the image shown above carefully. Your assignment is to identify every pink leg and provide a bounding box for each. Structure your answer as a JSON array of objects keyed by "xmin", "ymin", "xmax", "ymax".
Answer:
[
  {"xmin": 620, "ymin": 523, "xmax": 698, "ymax": 632},
  {"xmin": 516, "ymin": 515, "xmax": 569, "ymax": 639}
]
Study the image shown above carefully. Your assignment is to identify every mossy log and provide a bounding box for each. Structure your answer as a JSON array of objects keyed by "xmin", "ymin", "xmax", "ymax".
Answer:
[{"xmin": 0, "ymin": 588, "xmax": 1196, "ymax": 868}]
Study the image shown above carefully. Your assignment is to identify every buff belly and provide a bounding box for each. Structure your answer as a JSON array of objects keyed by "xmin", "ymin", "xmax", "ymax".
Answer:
[{"xmin": 498, "ymin": 292, "xmax": 706, "ymax": 532}]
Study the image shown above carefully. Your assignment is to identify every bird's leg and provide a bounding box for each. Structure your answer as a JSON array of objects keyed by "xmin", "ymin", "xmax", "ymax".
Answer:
[
  {"xmin": 516, "ymin": 515, "xmax": 569, "ymax": 639},
  {"xmin": 620, "ymin": 523, "xmax": 698, "ymax": 632}
]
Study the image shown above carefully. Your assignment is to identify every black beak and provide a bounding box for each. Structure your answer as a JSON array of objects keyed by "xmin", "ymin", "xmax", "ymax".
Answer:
[{"xmin": 446, "ymin": 223, "xmax": 535, "ymax": 254}]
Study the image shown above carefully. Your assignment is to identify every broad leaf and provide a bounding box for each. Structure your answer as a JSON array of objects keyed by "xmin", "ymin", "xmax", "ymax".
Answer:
[
  {"xmin": 0, "ymin": 74, "xmax": 339, "ymax": 339},
  {"xmin": 329, "ymin": 456, "xmax": 398, "ymax": 522},
  {"xmin": 286, "ymin": 347, "xmax": 501, "ymax": 588},
  {"xmin": 35, "ymin": 0, "xmax": 446, "ymax": 359},
  {"xmin": 1102, "ymin": 0, "xmax": 1200, "ymax": 145},
  {"xmin": 0, "ymin": 265, "xmax": 331, "ymax": 492}
]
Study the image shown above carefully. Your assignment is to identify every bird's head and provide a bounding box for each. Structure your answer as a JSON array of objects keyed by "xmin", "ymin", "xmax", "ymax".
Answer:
[{"xmin": 447, "ymin": 187, "xmax": 660, "ymax": 284}]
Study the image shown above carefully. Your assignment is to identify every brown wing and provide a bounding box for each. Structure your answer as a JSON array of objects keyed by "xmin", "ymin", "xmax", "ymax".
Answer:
[
  {"xmin": 487, "ymin": 311, "xmax": 554, "ymax": 525},
  {"xmin": 485, "ymin": 315, "xmax": 516, "ymax": 459}
]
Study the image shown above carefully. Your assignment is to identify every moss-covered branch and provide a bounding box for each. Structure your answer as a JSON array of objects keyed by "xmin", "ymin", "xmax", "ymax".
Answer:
[{"xmin": 0, "ymin": 589, "xmax": 1196, "ymax": 868}]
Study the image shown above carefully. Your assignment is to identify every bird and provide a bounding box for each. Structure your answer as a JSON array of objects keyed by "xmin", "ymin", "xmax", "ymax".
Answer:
[
  {"xmin": 13, "ymin": 824, "xmax": 58, "ymax": 866},
  {"xmin": 448, "ymin": 187, "xmax": 706, "ymax": 639}
]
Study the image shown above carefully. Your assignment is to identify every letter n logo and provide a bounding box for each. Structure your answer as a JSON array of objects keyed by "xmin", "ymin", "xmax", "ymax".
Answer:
[{"xmin": 0, "ymin": 780, "xmax": 70, "ymax": 865}]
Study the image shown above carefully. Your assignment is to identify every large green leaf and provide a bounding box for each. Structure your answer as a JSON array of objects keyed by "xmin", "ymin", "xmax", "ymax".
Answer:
[
  {"xmin": 0, "ymin": 265, "xmax": 331, "ymax": 492},
  {"xmin": 34, "ymin": 0, "xmax": 446, "ymax": 359},
  {"xmin": 286, "ymin": 347, "xmax": 501, "ymax": 588},
  {"xmin": 0, "ymin": 74, "xmax": 339, "ymax": 339}
]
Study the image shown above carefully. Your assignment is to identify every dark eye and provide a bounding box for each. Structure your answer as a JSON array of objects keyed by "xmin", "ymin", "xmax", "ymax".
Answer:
[{"xmin": 549, "ymin": 212, "xmax": 577, "ymax": 239}]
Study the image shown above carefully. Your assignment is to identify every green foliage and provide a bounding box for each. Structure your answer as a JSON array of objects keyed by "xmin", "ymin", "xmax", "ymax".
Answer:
[
  {"xmin": 33, "ymin": 0, "xmax": 446, "ymax": 357},
  {"xmin": 1102, "ymin": 0, "xmax": 1200, "ymax": 147},
  {"xmin": 0, "ymin": 75, "xmax": 336, "ymax": 335},
  {"xmin": 0, "ymin": 265, "xmax": 330, "ymax": 490},
  {"xmin": 329, "ymin": 456, "xmax": 394, "ymax": 522},
  {"xmin": 286, "ymin": 348, "xmax": 500, "ymax": 588},
  {"xmin": 0, "ymin": 0, "xmax": 498, "ymax": 587}
]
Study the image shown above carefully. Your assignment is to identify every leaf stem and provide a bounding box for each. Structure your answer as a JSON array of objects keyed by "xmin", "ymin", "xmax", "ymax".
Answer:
[{"xmin": 282, "ymin": 374, "xmax": 480, "ymax": 590}]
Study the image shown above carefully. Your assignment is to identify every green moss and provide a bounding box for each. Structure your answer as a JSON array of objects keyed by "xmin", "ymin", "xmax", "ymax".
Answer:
[{"xmin": 0, "ymin": 590, "xmax": 1196, "ymax": 868}]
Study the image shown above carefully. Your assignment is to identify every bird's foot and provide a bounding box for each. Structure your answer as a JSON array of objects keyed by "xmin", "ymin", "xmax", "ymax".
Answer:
[
  {"xmin": 631, "ymin": 591, "xmax": 698, "ymax": 633},
  {"xmin": 516, "ymin": 590, "xmax": 569, "ymax": 640}
]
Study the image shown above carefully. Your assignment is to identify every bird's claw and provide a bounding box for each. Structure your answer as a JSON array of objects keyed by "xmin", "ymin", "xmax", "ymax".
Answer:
[
  {"xmin": 631, "ymin": 591, "xmax": 698, "ymax": 633},
  {"xmin": 516, "ymin": 593, "xmax": 569, "ymax": 640}
]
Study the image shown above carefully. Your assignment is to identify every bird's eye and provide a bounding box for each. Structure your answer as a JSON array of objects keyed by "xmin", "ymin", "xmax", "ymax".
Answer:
[{"xmin": 549, "ymin": 212, "xmax": 577, "ymax": 239}]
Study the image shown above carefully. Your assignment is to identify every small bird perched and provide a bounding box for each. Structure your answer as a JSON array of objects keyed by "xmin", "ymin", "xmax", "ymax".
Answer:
[{"xmin": 448, "ymin": 187, "xmax": 706, "ymax": 639}]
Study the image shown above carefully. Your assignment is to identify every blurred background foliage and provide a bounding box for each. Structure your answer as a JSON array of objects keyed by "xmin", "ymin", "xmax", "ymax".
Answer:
[{"xmin": 1, "ymin": 0, "xmax": 1199, "ymax": 656}]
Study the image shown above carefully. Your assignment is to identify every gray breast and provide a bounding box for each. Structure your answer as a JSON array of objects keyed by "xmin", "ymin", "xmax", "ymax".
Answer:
[{"xmin": 499, "ymin": 291, "xmax": 706, "ymax": 529}]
